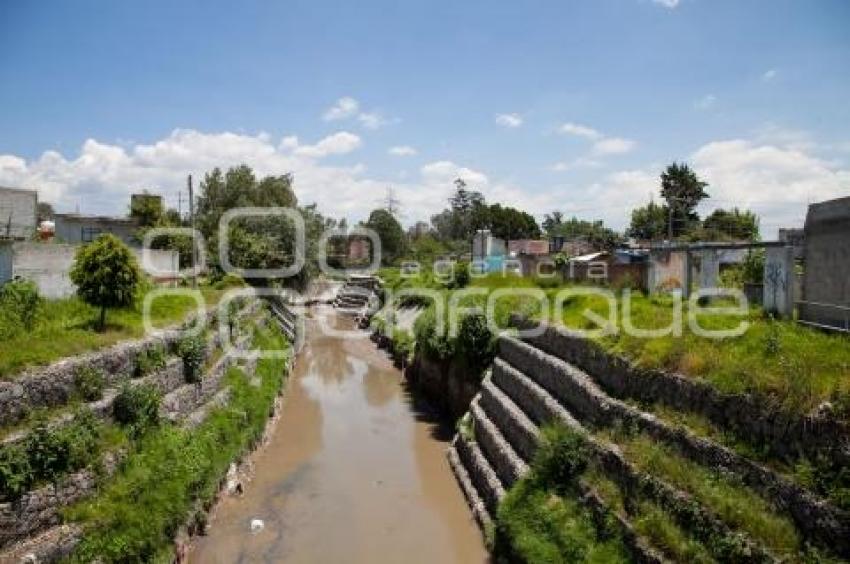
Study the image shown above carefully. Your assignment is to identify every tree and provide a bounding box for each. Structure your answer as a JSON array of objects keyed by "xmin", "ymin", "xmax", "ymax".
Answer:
[
  {"xmin": 703, "ymin": 208, "xmax": 760, "ymax": 241},
  {"xmin": 542, "ymin": 211, "xmax": 564, "ymax": 233},
  {"xmin": 547, "ymin": 216, "xmax": 620, "ymax": 249},
  {"xmin": 660, "ymin": 162, "xmax": 709, "ymax": 238},
  {"xmin": 36, "ymin": 202, "xmax": 54, "ymax": 223},
  {"xmin": 627, "ymin": 201, "xmax": 668, "ymax": 241},
  {"xmin": 195, "ymin": 165, "xmax": 300, "ymax": 283},
  {"xmin": 129, "ymin": 192, "xmax": 163, "ymax": 227},
  {"xmin": 365, "ymin": 209, "xmax": 406, "ymax": 265},
  {"xmin": 69, "ymin": 234, "xmax": 141, "ymax": 330},
  {"xmin": 488, "ymin": 204, "xmax": 541, "ymax": 242}
]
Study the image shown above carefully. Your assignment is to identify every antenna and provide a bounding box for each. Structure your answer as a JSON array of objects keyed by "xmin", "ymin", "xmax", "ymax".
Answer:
[{"xmin": 378, "ymin": 186, "xmax": 402, "ymax": 217}]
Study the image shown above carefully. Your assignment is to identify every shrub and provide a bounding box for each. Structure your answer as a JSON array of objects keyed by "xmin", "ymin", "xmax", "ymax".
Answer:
[
  {"xmin": 392, "ymin": 329, "xmax": 414, "ymax": 364},
  {"xmin": 533, "ymin": 424, "xmax": 590, "ymax": 492},
  {"xmin": 69, "ymin": 234, "xmax": 141, "ymax": 330},
  {"xmin": 23, "ymin": 410, "xmax": 102, "ymax": 485},
  {"xmin": 0, "ymin": 443, "xmax": 33, "ymax": 500},
  {"xmin": 134, "ymin": 344, "xmax": 166, "ymax": 378},
  {"xmin": 413, "ymin": 306, "xmax": 455, "ymax": 360},
  {"xmin": 0, "ymin": 279, "xmax": 41, "ymax": 331},
  {"xmin": 213, "ymin": 273, "xmax": 245, "ymax": 290},
  {"xmin": 178, "ymin": 334, "xmax": 207, "ymax": 383},
  {"xmin": 113, "ymin": 383, "xmax": 161, "ymax": 435},
  {"xmin": 452, "ymin": 261, "xmax": 471, "ymax": 289},
  {"xmin": 456, "ymin": 312, "xmax": 495, "ymax": 369},
  {"xmin": 74, "ymin": 365, "xmax": 106, "ymax": 402}
]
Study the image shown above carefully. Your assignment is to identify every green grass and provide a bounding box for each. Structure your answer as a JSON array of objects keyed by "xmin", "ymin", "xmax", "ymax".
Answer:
[
  {"xmin": 382, "ymin": 266, "xmax": 850, "ymax": 419},
  {"xmin": 64, "ymin": 321, "xmax": 289, "ymax": 563},
  {"xmin": 0, "ymin": 286, "xmax": 230, "ymax": 379},
  {"xmin": 603, "ymin": 428, "xmax": 801, "ymax": 557},
  {"xmin": 632, "ymin": 500, "xmax": 716, "ymax": 564},
  {"xmin": 495, "ymin": 424, "xmax": 630, "ymax": 563}
]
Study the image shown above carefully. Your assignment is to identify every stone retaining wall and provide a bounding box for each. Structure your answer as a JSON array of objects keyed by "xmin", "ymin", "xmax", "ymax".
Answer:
[{"xmin": 509, "ymin": 314, "xmax": 850, "ymax": 467}]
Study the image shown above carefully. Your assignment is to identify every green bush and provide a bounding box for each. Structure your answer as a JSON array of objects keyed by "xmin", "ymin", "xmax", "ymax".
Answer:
[
  {"xmin": 134, "ymin": 344, "xmax": 167, "ymax": 378},
  {"xmin": 74, "ymin": 365, "xmax": 106, "ymax": 401},
  {"xmin": 533, "ymin": 424, "xmax": 591, "ymax": 492},
  {"xmin": 22, "ymin": 409, "xmax": 102, "ymax": 487},
  {"xmin": 113, "ymin": 383, "xmax": 161, "ymax": 435},
  {"xmin": 178, "ymin": 334, "xmax": 207, "ymax": 383},
  {"xmin": 0, "ymin": 443, "xmax": 33, "ymax": 500},
  {"xmin": 0, "ymin": 279, "xmax": 42, "ymax": 338},
  {"xmin": 413, "ymin": 306, "xmax": 455, "ymax": 360},
  {"xmin": 66, "ymin": 324, "xmax": 289, "ymax": 562},
  {"xmin": 456, "ymin": 312, "xmax": 495, "ymax": 369},
  {"xmin": 392, "ymin": 329, "xmax": 414, "ymax": 364}
]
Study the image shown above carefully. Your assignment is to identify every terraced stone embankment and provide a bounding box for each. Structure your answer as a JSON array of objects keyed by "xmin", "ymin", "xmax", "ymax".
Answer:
[
  {"xmin": 0, "ymin": 298, "xmax": 302, "ymax": 563},
  {"xmin": 449, "ymin": 320, "xmax": 850, "ymax": 562}
]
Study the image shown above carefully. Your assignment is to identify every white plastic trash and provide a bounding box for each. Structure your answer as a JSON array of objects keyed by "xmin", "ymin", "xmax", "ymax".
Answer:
[{"xmin": 250, "ymin": 519, "xmax": 265, "ymax": 533}]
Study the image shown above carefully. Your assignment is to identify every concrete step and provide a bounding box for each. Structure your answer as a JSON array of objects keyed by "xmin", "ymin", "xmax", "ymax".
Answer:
[
  {"xmin": 470, "ymin": 398, "xmax": 528, "ymax": 487},
  {"xmin": 447, "ymin": 443, "xmax": 492, "ymax": 529},
  {"xmin": 479, "ymin": 378, "xmax": 539, "ymax": 463},
  {"xmin": 490, "ymin": 357, "xmax": 582, "ymax": 432},
  {"xmin": 453, "ymin": 434, "xmax": 505, "ymax": 515}
]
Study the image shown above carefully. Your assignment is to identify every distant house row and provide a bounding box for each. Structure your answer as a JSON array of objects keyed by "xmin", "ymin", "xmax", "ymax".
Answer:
[{"xmin": 0, "ymin": 187, "xmax": 179, "ymax": 298}]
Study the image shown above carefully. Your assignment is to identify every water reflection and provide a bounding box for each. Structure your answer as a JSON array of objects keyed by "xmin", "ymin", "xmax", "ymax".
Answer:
[{"xmin": 190, "ymin": 306, "xmax": 486, "ymax": 564}]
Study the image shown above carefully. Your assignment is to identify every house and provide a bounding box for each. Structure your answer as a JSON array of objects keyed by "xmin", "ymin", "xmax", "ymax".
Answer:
[
  {"xmin": 566, "ymin": 251, "xmax": 648, "ymax": 290},
  {"xmin": 508, "ymin": 239, "xmax": 549, "ymax": 256},
  {"xmin": 348, "ymin": 238, "xmax": 371, "ymax": 261},
  {"xmin": 548, "ymin": 236, "xmax": 596, "ymax": 258},
  {"xmin": 54, "ymin": 213, "xmax": 139, "ymax": 246},
  {"xmin": 0, "ymin": 187, "xmax": 37, "ymax": 240},
  {"xmin": 0, "ymin": 241, "xmax": 178, "ymax": 299}
]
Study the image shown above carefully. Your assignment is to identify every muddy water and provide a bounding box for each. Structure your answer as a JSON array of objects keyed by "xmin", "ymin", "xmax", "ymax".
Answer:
[{"xmin": 191, "ymin": 307, "xmax": 487, "ymax": 564}]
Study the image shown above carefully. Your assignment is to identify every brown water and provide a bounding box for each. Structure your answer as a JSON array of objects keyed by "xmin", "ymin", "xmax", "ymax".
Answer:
[{"xmin": 190, "ymin": 307, "xmax": 488, "ymax": 564}]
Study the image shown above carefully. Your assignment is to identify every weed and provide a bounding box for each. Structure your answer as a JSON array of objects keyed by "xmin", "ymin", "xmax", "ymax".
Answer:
[
  {"xmin": 134, "ymin": 344, "xmax": 167, "ymax": 378},
  {"xmin": 74, "ymin": 365, "xmax": 106, "ymax": 402},
  {"xmin": 113, "ymin": 383, "xmax": 161, "ymax": 436},
  {"xmin": 178, "ymin": 333, "xmax": 206, "ymax": 383}
]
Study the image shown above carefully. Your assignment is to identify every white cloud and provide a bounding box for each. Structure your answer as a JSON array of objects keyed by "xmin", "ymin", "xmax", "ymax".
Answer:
[
  {"xmin": 322, "ymin": 97, "xmax": 360, "ymax": 121},
  {"xmin": 495, "ymin": 113, "xmax": 523, "ymax": 128},
  {"xmin": 762, "ymin": 69, "xmax": 778, "ymax": 82},
  {"xmin": 559, "ymin": 122, "xmax": 603, "ymax": 140},
  {"xmin": 291, "ymin": 131, "xmax": 362, "ymax": 158},
  {"xmin": 420, "ymin": 160, "xmax": 489, "ymax": 187},
  {"xmin": 593, "ymin": 137, "xmax": 636, "ymax": 155},
  {"xmin": 322, "ymin": 96, "xmax": 393, "ymax": 129},
  {"xmin": 550, "ymin": 157, "xmax": 602, "ymax": 172},
  {"xmin": 652, "ymin": 0, "xmax": 680, "ymax": 8},
  {"xmin": 388, "ymin": 145, "xmax": 417, "ymax": 156},
  {"xmin": 357, "ymin": 112, "xmax": 388, "ymax": 130},
  {"xmin": 694, "ymin": 94, "xmax": 716, "ymax": 110},
  {"xmin": 692, "ymin": 139, "xmax": 850, "ymax": 232}
]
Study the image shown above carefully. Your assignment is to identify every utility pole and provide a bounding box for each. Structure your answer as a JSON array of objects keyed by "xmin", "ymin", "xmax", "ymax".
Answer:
[
  {"xmin": 188, "ymin": 175, "xmax": 197, "ymax": 288},
  {"xmin": 177, "ymin": 191, "xmax": 182, "ymax": 220},
  {"xmin": 380, "ymin": 186, "xmax": 402, "ymax": 217}
]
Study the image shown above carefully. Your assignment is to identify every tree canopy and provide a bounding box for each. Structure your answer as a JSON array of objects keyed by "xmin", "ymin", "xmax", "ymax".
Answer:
[
  {"xmin": 626, "ymin": 201, "xmax": 668, "ymax": 241},
  {"xmin": 365, "ymin": 208, "xmax": 406, "ymax": 265},
  {"xmin": 69, "ymin": 234, "xmax": 141, "ymax": 330},
  {"xmin": 544, "ymin": 213, "xmax": 620, "ymax": 249},
  {"xmin": 660, "ymin": 162, "xmax": 709, "ymax": 237}
]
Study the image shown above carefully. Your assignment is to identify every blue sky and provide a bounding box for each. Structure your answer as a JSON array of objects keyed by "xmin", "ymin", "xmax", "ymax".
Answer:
[{"xmin": 1, "ymin": 0, "xmax": 848, "ymax": 235}]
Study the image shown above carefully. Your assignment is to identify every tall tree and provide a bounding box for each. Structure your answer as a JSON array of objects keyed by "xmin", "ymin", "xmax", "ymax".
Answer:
[
  {"xmin": 542, "ymin": 211, "xmax": 564, "ymax": 233},
  {"xmin": 627, "ymin": 201, "xmax": 668, "ymax": 241},
  {"xmin": 365, "ymin": 208, "xmax": 406, "ymax": 265},
  {"xmin": 547, "ymin": 216, "xmax": 620, "ymax": 249},
  {"xmin": 488, "ymin": 204, "xmax": 541, "ymax": 242},
  {"xmin": 660, "ymin": 162, "xmax": 709, "ymax": 238},
  {"xmin": 702, "ymin": 208, "xmax": 760, "ymax": 241}
]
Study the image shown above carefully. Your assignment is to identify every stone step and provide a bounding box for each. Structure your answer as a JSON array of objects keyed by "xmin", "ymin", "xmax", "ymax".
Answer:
[
  {"xmin": 470, "ymin": 398, "xmax": 528, "ymax": 487},
  {"xmin": 453, "ymin": 435, "xmax": 505, "ymax": 515},
  {"xmin": 490, "ymin": 357, "xmax": 581, "ymax": 432},
  {"xmin": 447, "ymin": 443, "xmax": 491, "ymax": 530},
  {"xmin": 479, "ymin": 378, "xmax": 539, "ymax": 463},
  {"xmin": 498, "ymin": 336, "xmax": 850, "ymax": 557}
]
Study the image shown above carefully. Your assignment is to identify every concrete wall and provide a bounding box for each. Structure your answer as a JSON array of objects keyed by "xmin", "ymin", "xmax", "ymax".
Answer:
[
  {"xmin": 0, "ymin": 242, "xmax": 179, "ymax": 299},
  {"xmin": 0, "ymin": 187, "xmax": 37, "ymax": 240},
  {"xmin": 54, "ymin": 214, "xmax": 138, "ymax": 246},
  {"xmin": 801, "ymin": 196, "xmax": 850, "ymax": 329},
  {"xmin": 648, "ymin": 249, "xmax": 687, "ymax": 293}
]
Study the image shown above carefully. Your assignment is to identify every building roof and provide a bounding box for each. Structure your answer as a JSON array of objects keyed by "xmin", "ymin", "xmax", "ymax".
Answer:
[
  {"xmin": 54, "ymin": 213, "xmax": 137, "ymax": 224},
  {"xmin": 508, "ymin": 239, "xmax": 549, "ymax": 256},
  {"xmin": 569, "ymin": 251, "xmax": 608, "ymax": 263}
]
